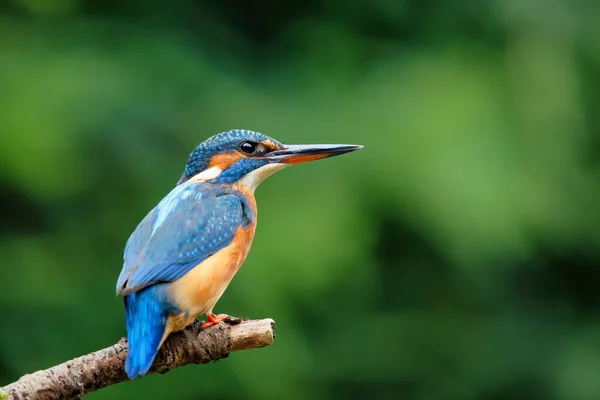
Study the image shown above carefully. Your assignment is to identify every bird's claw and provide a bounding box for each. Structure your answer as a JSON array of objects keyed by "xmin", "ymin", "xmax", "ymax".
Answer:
[{"xmin": 201, "ymin": 313, "xmax": 230, "ymax": 330}]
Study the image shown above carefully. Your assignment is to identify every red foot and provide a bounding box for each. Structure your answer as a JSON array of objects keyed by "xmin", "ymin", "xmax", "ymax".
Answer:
[{"xmin": 202, "ymin": 313, "xmax": 229, "ymax": 330}]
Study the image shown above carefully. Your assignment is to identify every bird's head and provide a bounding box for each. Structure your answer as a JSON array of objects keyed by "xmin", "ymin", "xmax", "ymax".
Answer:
[{"xmin": 178, "ymin": 129, "xmax": 362, "ymax": 191}]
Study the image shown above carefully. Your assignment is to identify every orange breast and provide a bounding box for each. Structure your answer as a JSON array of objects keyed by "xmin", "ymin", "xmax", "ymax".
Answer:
[
  {"xmin": 166, "ymin": 224, "xmax": 255, "ymax": 326},
  {"xmin": 165, "ymin": 184, "xmax": 258, "ymax": 334}
]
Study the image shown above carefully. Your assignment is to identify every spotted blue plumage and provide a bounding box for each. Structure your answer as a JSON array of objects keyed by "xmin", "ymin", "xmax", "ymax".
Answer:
[
  {"xmin": 117, "ymin": 180, "xmax": 253, "ymax": 378},
  {"xmin": 117, "ymin": 128, "xmax": 362, "ymax": 379},
  {"xmin": 179, "ymin": 129, "xmax": 282, "ymax": 183},
  {"xmin": 116, "ymin": 181, "xmax": 251, "ymax": 295}
]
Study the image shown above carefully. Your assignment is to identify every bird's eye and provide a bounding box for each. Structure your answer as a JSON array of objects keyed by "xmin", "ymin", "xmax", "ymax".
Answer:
[{"xmin": 240, "ymin": 141, "xmax": 257, "ymax": 154}]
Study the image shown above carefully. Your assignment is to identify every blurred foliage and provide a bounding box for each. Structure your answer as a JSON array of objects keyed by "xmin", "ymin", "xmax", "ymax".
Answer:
[{"xmin": 1, "ymin": 0, "xmax": 600, "ymax": 399}]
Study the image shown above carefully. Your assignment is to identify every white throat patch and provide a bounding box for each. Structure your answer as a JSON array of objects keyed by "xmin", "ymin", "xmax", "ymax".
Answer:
[{"xmin": 240, "ymin": 163, "xmax": 288, "ymax": 192}]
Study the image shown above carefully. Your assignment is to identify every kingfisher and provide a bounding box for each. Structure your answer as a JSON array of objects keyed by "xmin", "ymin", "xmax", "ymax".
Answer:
[{"xmin": 115, "ymin": 129, "xmax": 362, "ymax": 378}]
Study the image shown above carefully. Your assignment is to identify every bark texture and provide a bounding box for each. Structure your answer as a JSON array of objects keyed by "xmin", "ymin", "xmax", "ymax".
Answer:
[{"xmin": 1, "ymin": 318, "xmax": 275, "ymax": 400}]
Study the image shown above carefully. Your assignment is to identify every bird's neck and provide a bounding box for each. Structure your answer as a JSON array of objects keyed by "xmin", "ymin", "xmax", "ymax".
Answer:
[{"xmin": 232, "ymin": 183, "xmax": 258, "ymax": 227}]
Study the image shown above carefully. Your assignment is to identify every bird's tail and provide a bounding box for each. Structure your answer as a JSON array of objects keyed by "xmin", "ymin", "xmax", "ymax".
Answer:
[{"xmin": 124, "ymin": 286, "xmax": 169, "ymax": 379}]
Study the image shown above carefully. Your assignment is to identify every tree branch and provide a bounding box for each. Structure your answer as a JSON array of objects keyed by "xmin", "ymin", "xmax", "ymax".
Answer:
[{"xmin": 1, "ymin": 318, "xmax": 275, "ymax": 400}]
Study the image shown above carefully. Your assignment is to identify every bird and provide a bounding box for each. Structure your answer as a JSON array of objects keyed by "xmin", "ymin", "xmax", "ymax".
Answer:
[{"xmin": 115, "ymin": 129, "xmax": 362, "ymax": 378}]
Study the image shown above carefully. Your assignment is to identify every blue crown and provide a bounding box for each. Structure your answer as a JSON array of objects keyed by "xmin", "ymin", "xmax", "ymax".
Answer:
[{"xmin": 180, "ymin": 129, "xmax": 281, "ymax": 183}]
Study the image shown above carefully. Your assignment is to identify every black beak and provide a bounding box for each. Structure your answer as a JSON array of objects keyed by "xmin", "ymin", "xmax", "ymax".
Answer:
[{"xmin": 265, "ymin": 144, "xmax": 363, "ymax": 164}]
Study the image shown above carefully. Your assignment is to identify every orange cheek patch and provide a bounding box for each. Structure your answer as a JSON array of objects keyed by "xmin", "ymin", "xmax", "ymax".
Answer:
[
  {"xmin": 208, "ymin": 153, "xmax": 246, "ymax": 169},
  {"xmin": 285, "ymin": 154, "xmax": 330, "ymax": 164}
]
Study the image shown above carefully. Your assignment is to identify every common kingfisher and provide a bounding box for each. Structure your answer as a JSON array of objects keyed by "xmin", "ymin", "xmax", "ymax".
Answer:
[{"xmin": 116, "ymin": 129, "xmax": 362, "ymax": 378}]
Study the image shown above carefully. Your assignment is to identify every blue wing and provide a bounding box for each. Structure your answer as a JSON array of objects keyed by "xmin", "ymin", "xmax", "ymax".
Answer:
[{"xmin": 116, "ymin": 183, "xmax": 244, "ymax": 295}]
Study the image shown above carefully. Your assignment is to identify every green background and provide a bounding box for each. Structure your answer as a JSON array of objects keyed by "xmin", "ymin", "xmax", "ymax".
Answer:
[{"xmin": 2, "ymin": 1, "xmax": 600, "ymax": 399}]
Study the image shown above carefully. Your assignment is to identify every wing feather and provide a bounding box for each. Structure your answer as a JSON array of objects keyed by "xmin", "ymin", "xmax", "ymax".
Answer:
[{"xmin": 116, "ymin": 184, "xmax": 243, "ymax": 295}]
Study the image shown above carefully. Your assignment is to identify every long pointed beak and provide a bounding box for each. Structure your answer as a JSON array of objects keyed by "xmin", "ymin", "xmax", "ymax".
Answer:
[{"xmin": 265, "ymin": 144, "xmax": 363, "ymax": 164}]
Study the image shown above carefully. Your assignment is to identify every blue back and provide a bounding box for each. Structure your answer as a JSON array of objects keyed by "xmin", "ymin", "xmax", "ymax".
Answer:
[{"xmin": 116, "ymin": 181, "xmax": 254, "ymax": 295}]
